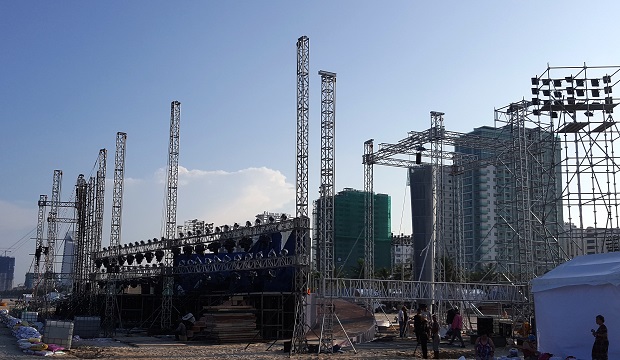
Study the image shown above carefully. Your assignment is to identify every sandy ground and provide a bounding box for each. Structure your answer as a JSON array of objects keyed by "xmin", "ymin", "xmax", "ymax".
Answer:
[{"xmin": 0, "ymin": 325, "xmax": 520, "ymax": 359}]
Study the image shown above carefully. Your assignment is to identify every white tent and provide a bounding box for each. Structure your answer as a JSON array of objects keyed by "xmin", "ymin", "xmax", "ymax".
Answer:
[{"xmin": 531, "ymin": 252, "xmax": 620, "ymax": 359}]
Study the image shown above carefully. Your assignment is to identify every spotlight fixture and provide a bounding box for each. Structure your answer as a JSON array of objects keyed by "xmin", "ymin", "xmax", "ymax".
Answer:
[
  {"xmin": 183, "ymin": 245, "xmax": 193, "ymax": 255},
  {"xmin": 592, "ymin": 79, "xmax": 600, "ymax": 87},
  {"xmin": 187, "ymin": 231, "xmax": 192, "ymax": 236},
  {"xmin": 207, "ymin": 242, "xmax": 220, "ymax": 254},
  {"xmin": 126, "ymin": 254, "xmax": 135, "ymax": 265},
  {"xmin": 145, "ymin": 252, "xmax": 154, "ymax": 263},
  {"xmin": 605, "ymin": 86, "xmax": 613, "ymax": 94},
  {"xmin": 566, "ymin": 87, "xmax": 574, "ymax": 95},
  {"xmin": 585, "ymin": 111, "xmax": 594, "ymax": 117},
  {"xmin": 531, "ymin": 88, "xmax": 539, "ymax": 95},
  {"xmin": 153, "ymin": 237, "xmax": 158, "ymax": 242},
  {"xmin": 576, "ymin": 79, "xmax": 585, "ymax": 87},
  {"xmin": 224, "ymin": 239, "xmax": 236, "ymax": 253},
  {"xmin": 280, "ymin": 214, "xmax": 287, "ymax": 221},
  {"xmin": 155, "ymin": 250, "xmax": 164, "ymax": 262},
  {"xmin": 553, "ymin": 91, "xmax": 562, "ymax": 98},
  {"xmin": 268, "ymin": 216, "xmax": 275, "ymax": 223},
  {"xmin": 233, "ymin": 223, "xmax": 240, "ymax": 229},
  {"xmin": 542, "ymin": 89, "xmax": 550, "ymax": 97},
  {"xmin": 171, "ymin": 247, "xmax": 181, "ymax": 256},
  {"xmin": 196, "ymin": 229, "xmax": 202, "ymax": 236},
  {"xmin": 223, "ymin": 225, "xmax": 230, "ymax": 232},
  {"xmin": 531, "ymin": 77, "xmax": 539, "ymax": 86},
  {"xmin": 195, "ymin": 244, "xmax": 206, "ymax": 255},
  {"xmin": 592, "ymin": 89, "xmax": 600, "ymax": 97},
  {"xmin": 246, "ymin": 221, "xmax": 252, "ymax": 227},
  {"xmin": 280, "ymin": 249, "xmax": 289, "ymax": 257},
  {"xmin": 576, "ymin": 89, "xmax": 585, "ymax": 97},
  {"xmin": 542, "ymin": 79, "xmax": 550, "ymax": 86},
  {"xmin": 215, "ymin": 227, "xmax": 221, "ymax": 233},
  {"xmin": 603, "ymin": 75, "xmax": 612, "ymax": 84},
  {"xmin": 255, "ymin": 218, "xmax": 262, "ymax": 225},
  {"xmin": 135, "ymin": 253, "xmax": 145, "ymax": 264},
  {"xmin": 239, "ymin": 237, "xmax": 253, "ymax": 252},
  {"xmin": 553, "ymin": 79, "xmax": 562, "ymax": 87}
]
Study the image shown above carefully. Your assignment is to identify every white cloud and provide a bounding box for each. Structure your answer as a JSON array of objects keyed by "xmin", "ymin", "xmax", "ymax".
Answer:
[{"xmin": 110, "ymin": 165, "xmax": 295, "ymax": 242}]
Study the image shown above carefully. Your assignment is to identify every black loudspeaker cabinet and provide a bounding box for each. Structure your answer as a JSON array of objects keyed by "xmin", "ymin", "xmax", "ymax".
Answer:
[{"xmin": 477, "ymin": 316, "xmax": 494, "ymax": 335}]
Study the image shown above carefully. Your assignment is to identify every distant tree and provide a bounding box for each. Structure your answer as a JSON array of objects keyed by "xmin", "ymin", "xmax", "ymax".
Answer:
[
  {"xmin": 375, "ymin": 267, "xmax": 391, "ymax": 280},
  {"xmin": 349, "ymin": 258, "xmax": 366, "ymax": 279}
]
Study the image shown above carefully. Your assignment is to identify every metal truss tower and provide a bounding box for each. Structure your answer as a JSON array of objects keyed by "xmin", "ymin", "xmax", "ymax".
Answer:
[
  {"xmin": 104, "ymin": 132, "xmax": 126, "ymax": 337},
  {"xmin": 161, "ymin": 100, "xmax": 181, "ymax": 330},
  {"xmin": 292, "ymin": 35, "xmax": 310, "ymax": 355},
  {"xmin": 363, "ymin": 140, "xmax": 375, "ymax": 280},
  {"xmin": 72, "ymin": 175, "xmax": 89, "ymax": 299},
  {"xmin": 44, "ymin": 170, "xmax": 62, "ymax": 312},
  {"xmin": 428, "ymin": 112, "xmax": 444, "ymax": 286},
  {"xmin": 34, "ymin": 195, "xmax": 47, "ymax": 298},
  {"xmin": 317, "ymin": 70, "xmax": 336, "ymax": 353},
  {"xmin": 90, "ymin": 149, "xmax": 107, "ymax": 312}
]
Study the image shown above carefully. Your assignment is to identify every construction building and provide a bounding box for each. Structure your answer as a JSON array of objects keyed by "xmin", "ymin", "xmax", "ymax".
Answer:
[
  {"xmin": 0, "ymin": 256, "xmax": 15, "ymax": 291},
  {"xmin": 314, "ymin": 188, "xmax": 391, "ymax": 277}
]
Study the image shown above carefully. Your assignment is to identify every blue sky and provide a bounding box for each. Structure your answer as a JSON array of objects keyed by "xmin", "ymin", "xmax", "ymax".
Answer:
[{"xmin": 2, "ymin": 1, "xmax": 620, "ymax": 284}]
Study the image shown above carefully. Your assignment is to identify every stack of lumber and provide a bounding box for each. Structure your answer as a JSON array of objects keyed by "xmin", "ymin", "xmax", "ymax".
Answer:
[{"xmin": 194, "ymin": 307, "xmax": 261, "ymax": 344}]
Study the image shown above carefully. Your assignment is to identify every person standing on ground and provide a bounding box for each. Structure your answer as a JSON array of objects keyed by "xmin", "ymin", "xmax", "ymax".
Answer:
[
  {"xmin": 430, "ymin": 314, "xmax": 440, "ymax": 359},
  {"xmin": 448, "ymin": 308, "xmax": 466, "ymax": 347},
  {"xmin": 592, "ymin": 314, "xmax": 609, "ymax": 360},
  {"xmin": 398, "ymin": 305, "xmax": 408, "ymax": 338},
  {"xmin": 474, "ymin": 332, "xmax": 495, "ymax": 360},
  {"xmin": 519, "ymin": 334, "xmax": 539, "ymax": 360},
  {"xmin": 413, "ymin": 307, "xmax": 429, "ymax": 359}
]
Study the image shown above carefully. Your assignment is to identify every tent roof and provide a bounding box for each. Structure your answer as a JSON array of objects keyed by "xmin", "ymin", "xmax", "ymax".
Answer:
[{"xmin": 531, "ymin": 252, "xmax": 620, "ymax": 293}]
